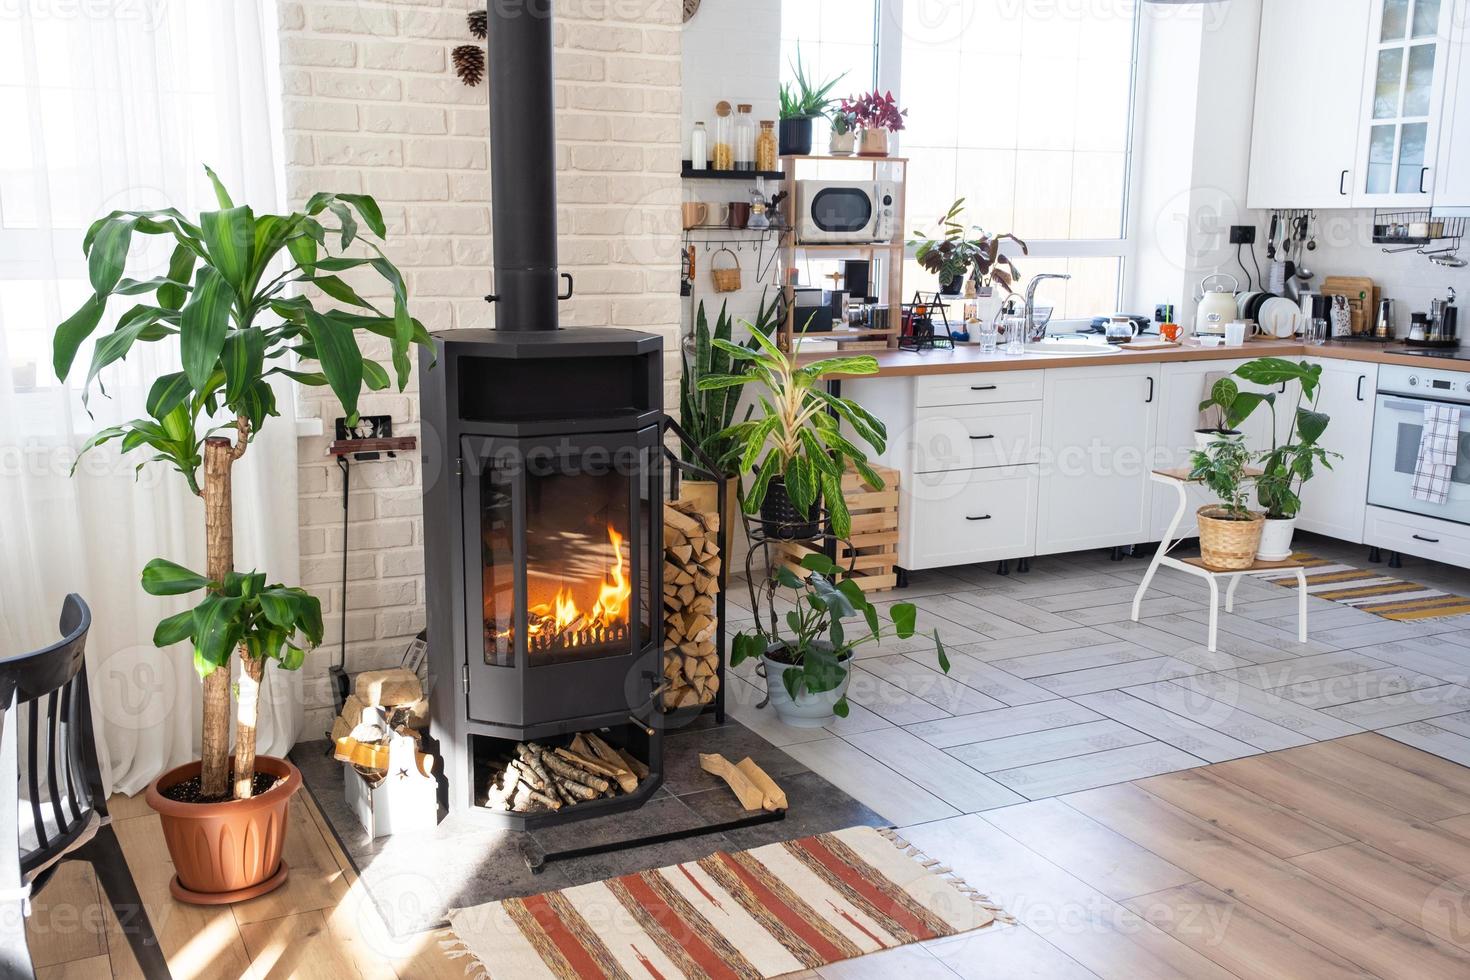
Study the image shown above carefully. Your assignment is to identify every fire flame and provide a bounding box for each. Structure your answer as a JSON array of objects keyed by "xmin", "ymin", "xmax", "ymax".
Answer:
[{"xmin": 527, "ymin": 527, "xmax": 630, "ymax": 642}]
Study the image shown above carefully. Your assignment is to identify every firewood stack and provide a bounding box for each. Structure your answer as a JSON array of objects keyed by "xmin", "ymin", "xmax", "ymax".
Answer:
[
  {"xmin": 484, "ymin": 732, "xmax": 648, "ymax": 814},
  {"xmin": 662, "ymin": 500, "xmax": 722, "ymax": 710}
]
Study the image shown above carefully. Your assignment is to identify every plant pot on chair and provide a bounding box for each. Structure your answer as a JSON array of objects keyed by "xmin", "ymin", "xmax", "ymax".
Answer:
[
  {"xmin": 147, "ymin": 754, "xmax": 301, "ymax": 904},
  {"xmin": 1257, "ymin": 516, "xmax": 1298, "ymax": 561},
  {"xmin": 759, "ymin": 476, "xmax": 821, "ymax": 540},
  {"xmin": 1193, "ymin": 428, "xmax": 1243, "ymax": 451},
  {"xmin": 1196, "ymin": 507, "xmax": 1265, "ymax": 570},
  {"xmin": 779, "ymin": 117, "xmax": 814, "ymax": 156}
]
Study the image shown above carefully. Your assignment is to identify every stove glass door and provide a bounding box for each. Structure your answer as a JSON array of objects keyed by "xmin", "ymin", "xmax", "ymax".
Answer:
[{"xmin": 1368, "ymin": 392, "xmax": 1470, "ymax": 523}]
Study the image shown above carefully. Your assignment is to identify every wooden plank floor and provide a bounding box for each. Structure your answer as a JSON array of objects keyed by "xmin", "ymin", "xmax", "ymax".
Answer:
[{"xmin": 28, "ymin": 733, "xmax": 1470, "ymax": 978}]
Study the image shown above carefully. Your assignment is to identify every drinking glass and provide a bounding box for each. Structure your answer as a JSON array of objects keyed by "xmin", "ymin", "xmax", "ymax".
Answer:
[
  {"xmin": 977, "ymin": 319, "xmax": 998, "ymax": 353},
  {"xmin": 1307, "ymin": 317, "xmax": 1329, "ymax": 345},
  {"xmin": 1001, "ymin": 315, "xmax": 1027, "ymax": 356}
]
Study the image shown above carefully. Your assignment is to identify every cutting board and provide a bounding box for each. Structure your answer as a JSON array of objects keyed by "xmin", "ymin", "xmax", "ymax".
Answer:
[{"xmin": 1320, "ymin": 276, "xmax": 1375, "ymax": 335}]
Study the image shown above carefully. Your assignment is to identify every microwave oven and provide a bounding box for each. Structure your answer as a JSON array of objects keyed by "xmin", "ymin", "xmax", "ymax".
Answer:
[{"xmin": 794, "ymin": 179, "xmax": 898, "ymax": 245}]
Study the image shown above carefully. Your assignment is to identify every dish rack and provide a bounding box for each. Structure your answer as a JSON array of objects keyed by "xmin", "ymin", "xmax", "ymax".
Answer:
[{"xmin": 1374, "ymin": 209, "xmax": 1465, "ymax": 252}]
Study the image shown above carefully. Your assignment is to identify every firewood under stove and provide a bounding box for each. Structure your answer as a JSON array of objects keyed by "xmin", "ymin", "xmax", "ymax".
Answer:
[{"xmin": 483, "ymin": 732, "xmax": 644, "ymax": 814}]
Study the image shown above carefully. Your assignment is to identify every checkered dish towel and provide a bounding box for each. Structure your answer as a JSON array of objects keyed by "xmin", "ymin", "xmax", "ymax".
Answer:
[{"xmin": 1411, "ymin": 403, "xmax": 1461, "ymax": 504}]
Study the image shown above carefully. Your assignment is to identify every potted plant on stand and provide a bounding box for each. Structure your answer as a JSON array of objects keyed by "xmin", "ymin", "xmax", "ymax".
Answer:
[
  {"xmin": 828, "ymin": 107, "xmax": 857, "ymax": 156},
  {"xmin": 53, "ymin": 166, "xmax": 431, "ymax": 903},
  {"xmin": 1189, "ymin": 437, "xmax": 1265, "ymax": 570},
  {"xmin": 677, "ymin": 293, "xmax": 779, "ymax": 545},
  {"xmin": 910, "ymin": 198, "xmax": 1028, "ymax": 297},
  {"xmin": 697, "ymin": 330, "xmax": 886, "ymax": 540},
  {"xmin": 731, "ymin": 552, "xmax": 947, "ymax": 726},
  {"xmin": 1195, "ymin": 376, "xmax": 1272, "ymax": 450},
  {"xmin": 1234, "ymin": 358, "xmax": 1340, "ymax": 560},
  {"xmin": 841, "ymin": 90, "xmax": 907, "ymax": 157},
  {"xmin": 778, "ymin": 47, "xmax": 845, "ymax": 156}
]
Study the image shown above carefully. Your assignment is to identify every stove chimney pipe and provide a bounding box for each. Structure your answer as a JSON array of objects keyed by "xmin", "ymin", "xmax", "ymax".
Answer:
[{"xmin": 487, "ymin": 1, "xmax": 559, "ymax": 331}]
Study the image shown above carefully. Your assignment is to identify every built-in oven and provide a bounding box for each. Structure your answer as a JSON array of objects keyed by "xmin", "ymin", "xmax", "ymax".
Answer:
[{"xmin": 1368, "ymin": 364, "xmax": 1470, "ymax": 525}]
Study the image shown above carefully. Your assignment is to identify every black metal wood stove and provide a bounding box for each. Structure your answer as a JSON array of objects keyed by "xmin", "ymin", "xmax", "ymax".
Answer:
[{"xmin": 418, "ymin": 3, "xmax": 664, "ymax": 828}]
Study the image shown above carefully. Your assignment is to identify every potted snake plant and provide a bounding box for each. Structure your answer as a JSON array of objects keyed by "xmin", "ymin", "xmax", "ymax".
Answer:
[
  {"xmin": 53, "ymin": 165, "xmax": 432, "ymax": 902},
  {"xmin": 696, "ymin": 329, "xmax": 885, "ymax": 540}
]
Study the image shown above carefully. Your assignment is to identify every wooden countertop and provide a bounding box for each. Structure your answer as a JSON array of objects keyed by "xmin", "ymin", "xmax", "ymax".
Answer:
[{"xmin": 801, "ymin": 339, "xmax": 1469, "ymax": 377}]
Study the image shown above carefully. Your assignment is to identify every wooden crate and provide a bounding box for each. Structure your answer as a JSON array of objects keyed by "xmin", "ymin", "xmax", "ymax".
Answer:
[{"xmin": 776, "ymin": 464, "xmax": 900, "ymax": 593}]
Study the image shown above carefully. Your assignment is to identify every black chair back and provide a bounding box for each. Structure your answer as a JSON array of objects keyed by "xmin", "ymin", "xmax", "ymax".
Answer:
[{"xmin": 2, "ymin": 594, "xmax": 106, "ymax": 888}]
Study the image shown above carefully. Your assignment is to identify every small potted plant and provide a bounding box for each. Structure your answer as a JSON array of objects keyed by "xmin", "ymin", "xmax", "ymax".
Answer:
[
  {"xmin": 829, "ymin": 108, "xmax": 857, "ymax": 156},
  {"xmin": 841, "ymin": 90, "xmax": 907, "ymax": 157},
  {"xmin": 909, "ymin": 198, "xmax": 1028, "ymax": 297},
  {"xmin": 1234, "ymin": 358, "xmax": 1341, "ymax": 560},
  {"xmin": 1195, "ymin": 376, "xmax": 1271, "ymax": 450},
  {"xmin": 1189, "ymin": 437, "xmax": 1264, "ymax": 570},
  {"xmin": 732, "ymin": 552, "xmax": 947, "ymax": 726},
  {"xmin": 53, "ymin": 166, "xmax": 431, "ymax": 902},
  {"xmin": 779, "ymin": 47, "xmax": 845, "ymax": 156},
  {"xmin": 697, "ymin": 330, "xmax": 885, "ymax": 540}
]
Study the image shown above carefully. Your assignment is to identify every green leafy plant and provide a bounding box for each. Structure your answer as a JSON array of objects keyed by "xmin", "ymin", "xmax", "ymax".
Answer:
[
  {"xmin": 779, "ymin": 46, "xmax": 846, "ymax": 120},
  {"xmin": 1196, "ymin": 376, "xmax": 1273, "ymax": 434},
  {"xmin": 1233, "ymin": 358, "xmax": 1341, "ymax": 520},
  {"xmin": 678, "ymin": 292, "xmax": 778, "ymax": 472},
  {"xmin": 696, "ymin": 330, "xmax": 885, "ymax": 537},
  {"xmin": 730, "ymin": 552, "xmax": 946, "ymax": 718},
  {"xmin": 52, "ymin": 164, "xmax": 433, "ymax": 800},
  {"xmin": 829, "ymin": 108, "xmax": 856, "ymax": 136},
  {"xmin": 909, "ymin": 198, "xmax": 1028, "ymax": 292},
  {"xmin": 1189, "ymin": 437, "xmax": 1257, "ymax": 519},
  {"xmin": 142, "ymin": 560, "xmax": 322, "ymax": 790}
]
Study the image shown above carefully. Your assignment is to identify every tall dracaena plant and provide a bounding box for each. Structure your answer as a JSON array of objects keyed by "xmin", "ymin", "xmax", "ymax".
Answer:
[
  {"xmin": 697, "ymin": 329, "xmax": 885, "ymax": 537},
  {"xmin": 53, "ymin": 165, "xmax": 434, "ymax": 801}
]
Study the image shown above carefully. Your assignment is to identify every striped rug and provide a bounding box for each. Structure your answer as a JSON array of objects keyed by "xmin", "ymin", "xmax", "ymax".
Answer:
[
  {"xmin": 1261, "ymin": 553, "xmax": 1470, "ymax": 621},
  {"xmin": 442, "ymin": 826, "xmax": 1008, "ymax": 979}
]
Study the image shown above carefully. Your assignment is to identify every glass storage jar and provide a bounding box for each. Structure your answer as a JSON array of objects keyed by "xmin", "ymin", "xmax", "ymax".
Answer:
[
  {"xmin": 712, "ymin": 101, "xmax": 734, "ymax": 171},
  {"xmin": 734, "ymin": 103, "xmax": 755, "ymax": 171},
  {"xmin": 755, "ymin": 120, "xmax": 777, "ymax": 172}
]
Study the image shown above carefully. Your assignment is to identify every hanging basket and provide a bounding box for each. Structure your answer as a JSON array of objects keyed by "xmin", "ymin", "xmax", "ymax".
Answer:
[
  {"xmin": 1196, "ymin": 506, "xmax": 1265, "ymax": 570},
  {"xmin": 711, "ymin": 246, "xmax": 742, "ymax": 293}
]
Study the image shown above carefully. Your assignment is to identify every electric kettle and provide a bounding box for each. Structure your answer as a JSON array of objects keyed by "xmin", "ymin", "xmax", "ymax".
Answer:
[{"xmin": 1194, "ymin": 273, "xmax": 1239, "ymax": 338}]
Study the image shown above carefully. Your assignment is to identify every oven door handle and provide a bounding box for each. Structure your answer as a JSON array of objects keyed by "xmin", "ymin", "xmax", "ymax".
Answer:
[{"xmin": 1382, "ymin": 399, "xmax": 1442, "ymax": 413}]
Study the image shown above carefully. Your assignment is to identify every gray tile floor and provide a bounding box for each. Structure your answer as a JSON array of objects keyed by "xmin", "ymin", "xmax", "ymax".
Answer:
[{"xmin": 725, "ymin": 533, "xmax": 1470, "ymax": 829}]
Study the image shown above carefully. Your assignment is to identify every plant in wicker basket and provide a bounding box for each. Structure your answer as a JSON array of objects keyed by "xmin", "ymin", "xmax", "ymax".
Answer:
[
  {"xmin": 1189, "ymin": 436, "xmax": 1265, "ymax": 569},
  {"xmin": 696, "ymin": 330, "xmax": 884, "ymax": 539}
]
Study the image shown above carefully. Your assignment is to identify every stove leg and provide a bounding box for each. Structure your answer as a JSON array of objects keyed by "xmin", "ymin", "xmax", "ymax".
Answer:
[
  {"xmin": 1389, "ymin": 551, "xmax": 1403, "ymax": 569},
  {"xmin": 895, "ymin": 566, "xmax": 910, "ymax": 589},
  {"xmin": 1110, "ymin": 546, "xmax": 1126, "ymax": 562},
  {"xmin": 996, "ymin": 559, "xmax": 1011, "ymax": 576},
  {"xmin": 1368, "ymin": 546, "xmax": 1382, "ymax": 563},
  {"xmin": 1017, "ymin": 557, "xmax": 1031, "ymax": 574}
]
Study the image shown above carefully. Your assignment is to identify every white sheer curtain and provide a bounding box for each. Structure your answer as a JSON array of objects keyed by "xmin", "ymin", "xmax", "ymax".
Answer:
[{"xmin": 0, "ymin": 1, "xmax": 301, "ymax": 795}]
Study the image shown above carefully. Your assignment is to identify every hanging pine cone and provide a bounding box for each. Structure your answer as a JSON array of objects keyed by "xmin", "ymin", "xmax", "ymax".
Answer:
[
  {"xmin": 453, "ymin": 44, "xmax": 485, "ymax": 87},
  {"xmin": 467, "ymin": 9, "xmax": 487, "ymax": 39}
]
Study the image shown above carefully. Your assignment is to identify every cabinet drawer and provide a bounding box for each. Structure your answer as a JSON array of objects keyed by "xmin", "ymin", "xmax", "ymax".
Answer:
[
  {"xmin": 905, "ymin": 466, "xmax": 1038, "ymax": 569},
  {"xmin": 912, "ymin": 402, "xmax": 1042, "ymax": 472},
  {"xmin": 1363, "ymin": 507, "xmax": 1470, "ymax": 570},
  {"xmin": 916, "ymin": 370, "xmax": 1044, "ymax": 408}
]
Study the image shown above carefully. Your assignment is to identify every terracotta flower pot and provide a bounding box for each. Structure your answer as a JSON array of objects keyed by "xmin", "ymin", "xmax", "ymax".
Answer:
[
  {"xmin": 858, "ymin": 128, "xmax": 889, "ymax": 157},
  {"xmin": 146, "ymin": 754, "xmax": 301, "ymax": 905}
]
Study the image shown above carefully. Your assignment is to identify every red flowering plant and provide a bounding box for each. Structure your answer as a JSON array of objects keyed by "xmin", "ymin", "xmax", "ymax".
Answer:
[{"xmin": 841, "ymin": 91, "xmax": 907, "ymax": 133}]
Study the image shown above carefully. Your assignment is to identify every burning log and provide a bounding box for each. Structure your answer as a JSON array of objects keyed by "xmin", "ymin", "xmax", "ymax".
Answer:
[{"xmin": 662, "ymin": 500, "xmax": 722, "ymax": 710}]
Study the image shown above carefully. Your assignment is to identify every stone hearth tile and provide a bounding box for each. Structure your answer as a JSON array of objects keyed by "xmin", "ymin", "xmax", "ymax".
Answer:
[
  {"xmin": 661, "ymin": 718, "xmax": 810, "ymax": 796},
  {"xmin": 678, "ymin": 770, "xmax": 888, "ymax": 850}
]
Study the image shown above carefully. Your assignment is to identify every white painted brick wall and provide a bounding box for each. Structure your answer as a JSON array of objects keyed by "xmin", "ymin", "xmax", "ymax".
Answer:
[{"xmin": 279, "ymin": 0, "xmax": 682, "ymax": 737}]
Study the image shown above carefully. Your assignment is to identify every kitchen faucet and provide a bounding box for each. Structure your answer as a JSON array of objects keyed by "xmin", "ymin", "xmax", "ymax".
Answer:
[{"xmin": 1024, "ymin": 273, "xmax": 1071, "ymax": 341}]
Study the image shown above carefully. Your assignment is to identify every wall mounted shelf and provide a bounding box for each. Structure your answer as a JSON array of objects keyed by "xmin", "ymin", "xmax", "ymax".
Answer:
[{"xmin": 681, "ymin": 163, "xmax": 784, "ymax": 181}]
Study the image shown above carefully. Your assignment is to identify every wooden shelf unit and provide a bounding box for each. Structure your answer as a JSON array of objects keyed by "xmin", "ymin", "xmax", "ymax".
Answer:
[{"xmin": 777, "ymin": 154, "xmax": 908, "ymax": 351}]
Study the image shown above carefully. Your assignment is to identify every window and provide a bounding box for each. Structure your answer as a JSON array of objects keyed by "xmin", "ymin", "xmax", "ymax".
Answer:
[
  {"xmin": 781, "ymin": 0, "xmax": 879, "ymax": 125},
  {"xmin": 780, "ymin": 0, "xmax": 1140, "ymax": 318}
]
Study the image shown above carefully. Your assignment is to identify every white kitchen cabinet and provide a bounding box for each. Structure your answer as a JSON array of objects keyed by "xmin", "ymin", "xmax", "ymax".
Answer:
[
  {"xmin": 1036, "ymin": 364, "xmax": 1160, "ymax": 555},
  {"xmin": 1433, "ymin": 17, "xmax": 1470, "ymax": 211},
  {"xmin": 1352, "ymin": 0, "xmax": 1459, "ymax": 207},
  {"xmin": 1296, "ymin": 360, "xmax": 1377, "ymax": 543},
  {"xmin": 904, "ymin": 466, "xmax": 1039, "ymax": 569},
  {"xmin": 1247, "ymin": 0, "xmax": 1373, "ymax": 209}
]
